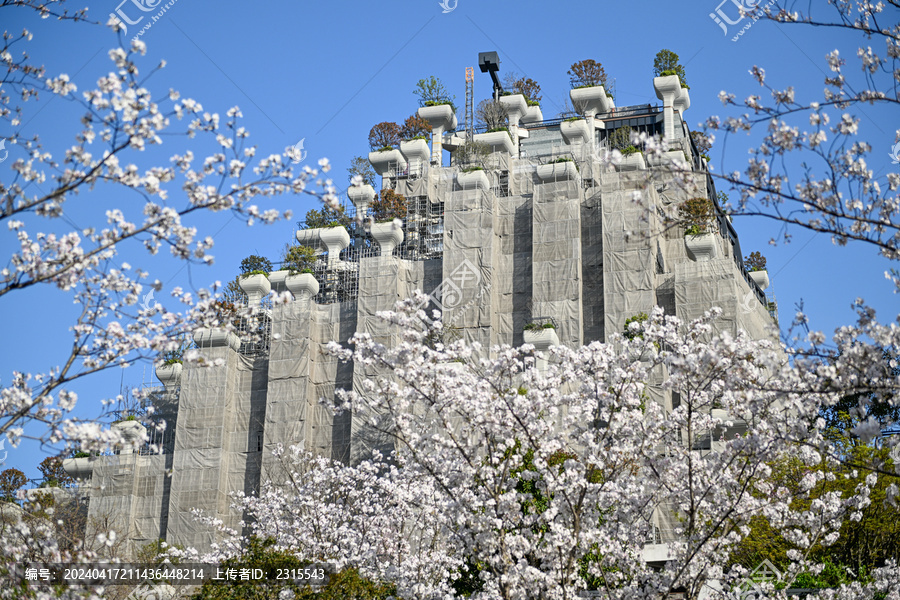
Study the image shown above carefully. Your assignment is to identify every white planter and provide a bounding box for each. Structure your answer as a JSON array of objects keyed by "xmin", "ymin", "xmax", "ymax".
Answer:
[
  {"xmin": 155, "ymin": 362, "xmax": 182, "ymax": 387},
  {"xmin": 319, "ymin": 226, "xmax": 350, "ymax": 266},
  {"xmin": 674, "ymin": 87, "xmax": 691, "ymax": 114},
  {"xmin": 522, "ymin": 104, "xmax": 543, "ymax": 123},
  {"xmin": 569, "ymin": 85, "xmax": 612, "ymax": 117},
  {"xmin": 684, "ymin": 233, "xmax": 719, "ymax": 262},
  {"xmin": 417, "ymin": 104, "xmax": 456, "ymax": 130},
  {"xmin": 749, "ymin": 269, "xmax": 770, "ymax": 291},
  {"xmin": 63, "ymin": 456, "xmax": 96, "ymax": 480},
  {"xmin": 473, "ymin": 130, "xmax": 516, "ymax": 155},
  {"xmin": 457, "ymin": 169, "xmax": 489, "ymax": 190},
  {"xmin": 647, "ymin": 150, "xmax": 690, "ymax": 169},
  {"xmin": 560, "ymin": 119, "xmax": 591, "ymax": 144},
  {"xmin": 524, "ymin": 327, "xmax": 559, "ymax": 350},
  {"xmin": 267, "ymin": 269, "xmax": 289, "ymax": 293},
  {"xmin": 653, "ymin": 75, "xmax": 683, "ymax": 143},
  {"xmin": 371, "ymin": 221, "xmax": 405, "ymax": 256},
  {"xmin": 499, "ymin": 94, "xmax": 528, "ymax": 126},
  {"xmin": 400, "ymin": 138, "xmax": 430, "ymax": 164},
  {"xmin": 418, "ymin": 104, "xmax": 457, "ymax": 166},
  {"xmin": 618, "ymin": 152, "xmax": 647, "ymax": 171},
  {"xmin": 239, "ymin": 273, "xmax": 271, "ymax": 306},
  {"xmin": 536, "ymin": 161, "xmax": 578, "ymax": 181},
  {"xmin": 348, "ymin": 184, "xmax": 376, "ymax": 216},
  {"xmin": 368, "ymin": 149, "xmax": 406, "ymax": 178},
  {"xmin": 653, "ymin": 74, "xmax": 682, "ymax": 100},
  {"xmin": 193, "ymin": 327, "xmax": 241, "ymax": 351},
  {"xmin": 295, "ymin": 228, "xmax": 324, "ymax": 251},
  {"xmin": 285, "ymin": 272, "xmax": 319, "ymax": 301}
]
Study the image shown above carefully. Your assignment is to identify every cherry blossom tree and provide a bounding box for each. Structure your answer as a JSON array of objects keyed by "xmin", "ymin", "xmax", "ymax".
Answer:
[
  {"xmin": 0, "ymin": 2, "xmax": 337, "ymax": 457},
  {"xmin": 170, "ymin": 297, "xmax": 898, "ymax": 600},
  {"xmin": 704, "ymin": 2, "xmax": 900, "ymax": 265}
]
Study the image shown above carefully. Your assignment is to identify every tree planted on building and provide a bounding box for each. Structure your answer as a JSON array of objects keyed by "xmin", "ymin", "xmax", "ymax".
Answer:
[
  {"xmin": 367, "ymin": 121, "xmax": 401, "ymax": 151},
  {"xmin": 653, "ymin": 49, "xmax": 688, "ymax": 88},
  {"xmin": 370, "ymin": 189, "xmax": 406, "ymax": 222},
  {"xmin": 475, "ymin": 99, "xmax": 509, "ymax": 131},
  {"xmin": 348, "ymin": 156, "xmax": 377, "ymax": 187},
  {"xmin": 399, "ymin": 114, "xmax": 431, "ymax": 141},
  {"xmin": 413, "ymin": 75, "xmax": 456, "ymax": 111},
  {"xmin": 567, "ymin": 59, "xmax": 608, "ymax": 88}
]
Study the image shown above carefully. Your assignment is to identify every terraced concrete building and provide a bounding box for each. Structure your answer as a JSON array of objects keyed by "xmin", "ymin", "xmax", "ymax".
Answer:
[{"xmin": 67, "ymin": 73, "xmax": 778, "ymax": 555}]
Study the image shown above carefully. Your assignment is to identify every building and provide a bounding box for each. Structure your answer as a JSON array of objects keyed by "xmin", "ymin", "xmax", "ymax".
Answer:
[{"xmin": 65, "ymin": 72, "xmax": 778, "ymax": 555}]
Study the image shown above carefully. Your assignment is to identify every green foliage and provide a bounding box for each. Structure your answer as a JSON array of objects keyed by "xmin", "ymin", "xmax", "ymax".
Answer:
[
  {"xmin": 240, "ymin": 255, "xmax": 273, "ymax": 276},
  {"xmin": 730, "ymin": 447, "xmax": 900, "ymax": 587},
  {"xmin": 461, "ymin": 166, "xmax": 483, "ymax": 172},
  {"xmin": 348, "ymin": 155, "xmax": 377, "ymax": 187},
  {"xmin": 608, "ymin": 125, "xmax": 633, "ymax": 151},
  {"xmin": 487, "ymin": 126, "xmax": 509, "ymax": 134},
  {"xmin": 623, "ymin": 312, "xmax": 649, "ymax": 340},
  {"xmin": 653, "ymin": 49, "xmax": 688, "ymax": 89},
  {"xmin": 550, "ymin": 157, "xmax": 578, "ymax": 171},
  {"xmin": 135, "ymin": 538, "xmax": 183, "ymax": 566},
  {"xmin": 400, "ymin": 113, "xmax": 431, "ymax": 140},
  {"xmin": 371, "ymin": 188, "xmax": 407, "ymax": 222},
  {"xmin": 744, "ymin": 251, "xmax": 767, "ymax": 272},
  {"xmin": 0, "ymin": 468, "xmax": 26, "ymax": 503},
  {"xmin": 301, "ymin": 204, "xmax": 350, "ymax": 230},
  {"xmin": 821, "ymin": 350, "xmax": 900, "ymax": 448},
  {"xmin": 793, "ymin": 559, "xmax": 866, "ymax": 588},
  {"xmin": 621, "ymin": 145, "xmax": 641, "ymax": 156},
  {"xmin": 414, "ymin": 75, "xmax": 456, "ymax": 112},
  {"xmin": 564, "ymin": 116, "xmax": 582, "ymax": 122},
  {"xmin": 37, "ymin": 456, "xmax": 72, "ymax": 488},
  {"xmin": 568, "ymin": 59, "xmax": 608, "ymax": 88},
  {"xmin": 190, "ymin": 538, "xmax": 395, "ymax": 600},
  {"xmin": 367, "ymin": 121, "xmax": 401, "ymax": 152},
  {"xmin": 281, "ymin": 245, "xmax": 318, "ymax": 275},
  {"xmin": 679, "ymin": 197, "xmax": 716, "ymax": 236}
]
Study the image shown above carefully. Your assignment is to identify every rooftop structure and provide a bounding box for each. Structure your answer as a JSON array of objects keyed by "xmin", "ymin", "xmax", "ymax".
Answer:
[{"xmin": 66, "ymin": 72, "xmax": 778, "ymax": 557}]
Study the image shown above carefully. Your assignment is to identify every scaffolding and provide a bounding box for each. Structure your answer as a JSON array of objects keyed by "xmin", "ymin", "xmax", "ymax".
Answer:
[{"xmin": 465, "ymin": 66, "xmax": 474, "ymax": 143}]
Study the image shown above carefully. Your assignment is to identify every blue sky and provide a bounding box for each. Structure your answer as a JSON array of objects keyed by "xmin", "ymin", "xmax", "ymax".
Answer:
[{"xmin": 1, "ymin": 0, "xmax": 897, "ymax": 478}]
